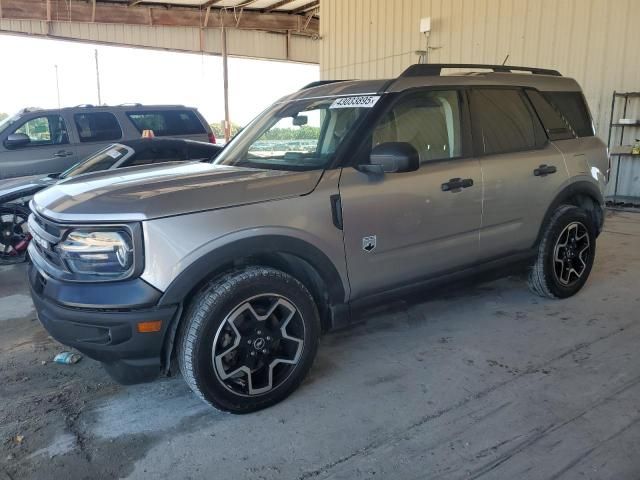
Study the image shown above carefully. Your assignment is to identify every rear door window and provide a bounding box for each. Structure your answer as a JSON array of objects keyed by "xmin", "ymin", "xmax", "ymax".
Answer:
[
  {"xmin": 524, "ymin": 90, "xmax": 575, "ymax": 141},
  {"xmin": 542, "ymin": 92, "xmax": 594, "ymax": 137},
  {"xmin": 13, "ymin": 115, "xmax": 69, "ymax": 146},
  {"xmin": 126, "ymin": 110, "xmax": 206, "ymax": 136},
  {"xmin": 469, "ymin": 88, "xmax": 547, "ymax": 155},
  {"xmin": 74, "ymin": 112, "xmax": 122, "ymax": 143}
]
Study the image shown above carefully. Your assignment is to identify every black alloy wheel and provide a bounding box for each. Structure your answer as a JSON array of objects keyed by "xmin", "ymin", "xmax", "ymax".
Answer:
[
  {"xmin": 529, "ymin": 205, "xmax": 596, "ymax": 299},
  {"xmin": 178, "ymin": 267, "xmax": 321, "ymax": 413},
  {"xmin": 0, "ymin": 204, "xmax": 31, "ymax": 265}
]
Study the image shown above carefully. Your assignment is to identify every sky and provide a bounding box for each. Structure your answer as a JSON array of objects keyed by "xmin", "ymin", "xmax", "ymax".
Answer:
[{"xmin": 0, "ymin": 34, "xmax": 319, "ymax": 126}]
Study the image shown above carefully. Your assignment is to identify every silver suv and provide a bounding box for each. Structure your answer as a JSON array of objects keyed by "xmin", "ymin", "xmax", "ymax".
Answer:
[
  {"xmin": 27, "ymin": 64, "xmax": 609, "ymax": 413},
  {"xmin": 0, "ymin": 104, "xmax": 214, "ymax": 179}
]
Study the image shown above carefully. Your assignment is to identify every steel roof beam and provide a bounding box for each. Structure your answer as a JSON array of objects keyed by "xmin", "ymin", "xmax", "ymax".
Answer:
[
  {"xmin": 0, "ymin": 0, "xmax": 319, "ymax": 35},
  {"xmin": 291, "ymin": 0, "xmax": 319, "ymax": 15}
]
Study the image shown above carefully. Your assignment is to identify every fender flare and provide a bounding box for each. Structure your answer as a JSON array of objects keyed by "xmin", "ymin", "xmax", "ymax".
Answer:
[
  {"xmin": 157, "ymin": 235, "xmax": 347, "ymax": 307},
  {"xmin": 535, "ymin": 180, "xmax": 604, "ymax": 246}
]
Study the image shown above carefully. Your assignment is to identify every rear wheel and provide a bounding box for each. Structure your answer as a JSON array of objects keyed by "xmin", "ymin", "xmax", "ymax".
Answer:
[
  {"xmin": 178, "ymin": 267, "xmax": 321, "ymax": 413},
  {"xmin": 528, "ymin": 205, "xmax": 596, "ymax": 299},
  {"xmin": 0, "ymin": 204, "xmax": 31, "ymax": 265}
]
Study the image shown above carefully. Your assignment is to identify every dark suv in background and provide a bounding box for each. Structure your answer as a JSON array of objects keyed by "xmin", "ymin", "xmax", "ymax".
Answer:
[{"xmin": 0, "ymin": 105, "xmax": 214, "ymax": 179}]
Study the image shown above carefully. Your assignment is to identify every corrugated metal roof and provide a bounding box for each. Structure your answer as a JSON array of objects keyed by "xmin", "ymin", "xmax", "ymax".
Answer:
[
  {"xmin": 104, "ymin": 0, "xmax": 319, "ymax": 15},
  {"xmin": 0, "ymin": 0, "xmax": 320, "ymax": 36},
  {"xmin": 0, "ymin": 0, "xmax": 320, "ymax": 62}
]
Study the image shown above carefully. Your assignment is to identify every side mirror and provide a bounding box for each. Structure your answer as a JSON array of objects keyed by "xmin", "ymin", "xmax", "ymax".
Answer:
[
  {"xmin": 5, "ymin": 133, "xmax": 30, "ymax": 149},
  {"xmin": 359, "ymin": 142, "xmax": 420, "ymax": 174}
]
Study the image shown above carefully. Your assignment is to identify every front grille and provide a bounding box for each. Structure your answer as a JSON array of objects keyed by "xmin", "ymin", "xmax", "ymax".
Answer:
[
  {"xmin": 31, "ymin": 212, "xmax": 64, "ymax": 239},
  {"xmin": 29, "ymin": 211, "xmax": 68, "ymax": 272}
]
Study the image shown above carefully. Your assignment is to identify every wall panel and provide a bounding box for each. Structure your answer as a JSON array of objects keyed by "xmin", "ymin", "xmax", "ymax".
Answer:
[{"xmin": 320, "ymin": 0, "xmax": 640, "ymax": 198}]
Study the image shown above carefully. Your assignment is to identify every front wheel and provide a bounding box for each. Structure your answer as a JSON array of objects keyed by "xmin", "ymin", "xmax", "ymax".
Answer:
[
  {"xmin": 528, "ymin": 205, "xmax": 596, "ymax": 299},
  {"xmin": 178, "ymin": 267, "xmax": 321, "ymax": 413}
]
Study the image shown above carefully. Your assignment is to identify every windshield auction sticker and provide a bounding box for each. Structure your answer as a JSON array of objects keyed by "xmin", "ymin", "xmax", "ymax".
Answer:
[
  {"xmin": 330, "ymin": 96, "xmax": 381, "ymax": 109},
  {"xmin": 106, "ymin": 149, "xmax": 122, "ymax": 159}
]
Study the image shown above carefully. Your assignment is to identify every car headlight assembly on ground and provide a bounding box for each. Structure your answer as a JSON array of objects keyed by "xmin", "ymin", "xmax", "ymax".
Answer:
[{"xmin": 57, "ymin": 229, "xmax": 135, "ymax": 280}]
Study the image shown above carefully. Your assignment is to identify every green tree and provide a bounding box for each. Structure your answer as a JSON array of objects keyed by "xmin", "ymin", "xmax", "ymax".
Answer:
[
  {"xmin": 0, "ymin": 113, "xmax": 8, "ymax": 123},
  {"xmin": 261, "ymin": 125, "xmax": 320, "ymax": 141},
  {"xmin": 209, "ymin": 121, "xmax": 242, "ymax": 140}
]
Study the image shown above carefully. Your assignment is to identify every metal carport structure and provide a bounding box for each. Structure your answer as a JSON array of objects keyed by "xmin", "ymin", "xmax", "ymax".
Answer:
[{"xmin": 0, "ymin": 0, "xmax": 321, "ymax": 138}]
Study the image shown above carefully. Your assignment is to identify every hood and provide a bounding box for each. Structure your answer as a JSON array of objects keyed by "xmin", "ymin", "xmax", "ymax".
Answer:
[
  {"xmin": 32, "ymin": 162, "xmax": 323, "ymax": 222},
  {"xmin": 0, "ymin": 175, "xmax": 57, "ymax": 202}
]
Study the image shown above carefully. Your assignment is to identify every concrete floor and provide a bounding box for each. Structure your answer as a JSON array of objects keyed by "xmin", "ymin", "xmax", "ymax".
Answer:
[{"xmin": 1, "ymin": 210, "xmax": 639, "ymax": 480}]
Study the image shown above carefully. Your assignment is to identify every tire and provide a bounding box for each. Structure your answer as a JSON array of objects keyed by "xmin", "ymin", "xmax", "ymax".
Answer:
[
  {"xmin": 528, "ymin": 205, "xmax": 596, "ymax": 299},
  {"xmin": 0, "ymin": 203, "xmax": 31, "ymax": 265},
  {"xmin": 178, "ymin": 267, "xmax": 321, "ymax": 413}
]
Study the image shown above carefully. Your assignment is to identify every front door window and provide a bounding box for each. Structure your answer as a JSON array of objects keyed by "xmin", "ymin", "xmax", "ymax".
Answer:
[
  {"xmin": 372, "ymin": 90, "xmax": 463, "ymax": 162},
  {"xmin": 14, "ymin": 116, "xmax": 69, "ymax": 146}
]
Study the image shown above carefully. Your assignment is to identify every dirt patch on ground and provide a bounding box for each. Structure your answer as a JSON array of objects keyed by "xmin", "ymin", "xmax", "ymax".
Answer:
[
  {"xmin": 0, "ymin": 263, "xmax": 160, "ymax": 479},
  {"xmin": 2, "ymin": 212, "xmax": 640, "ymax": 479},
  {"xmin": 0, "ymin": 267, "xmax": 212, "ymax": 479},
  {"xmin": 0, "ymin": 310, "xmax": 129, "ymax": 479}
]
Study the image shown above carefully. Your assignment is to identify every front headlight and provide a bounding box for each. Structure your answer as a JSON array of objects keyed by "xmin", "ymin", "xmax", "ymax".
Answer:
[{"xmin": 56, "ymin": 229, "xmax": 134, "ymax": 280}]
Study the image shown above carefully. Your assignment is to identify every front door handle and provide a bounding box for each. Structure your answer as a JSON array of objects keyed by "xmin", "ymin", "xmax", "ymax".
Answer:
[
  {"xmin": 533, "ymin": 164, "xmax": 557, "ymax": 176},
  {"xmin": 441, "ymin": 177, "xmax": 474, "ymax": 192},
  {"xmin": 53, "ymin": 150, "xmax": 73, "ymax": 157}
]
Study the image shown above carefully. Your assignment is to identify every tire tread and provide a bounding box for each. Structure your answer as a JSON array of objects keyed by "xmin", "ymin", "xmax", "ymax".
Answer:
[
  {"xmin": 528, "ymin": 204, "xmax": 592, "ymax": 299},
  {"xmin": 177, "ymin": 267, "xmax": 318, "ymax": 413}
]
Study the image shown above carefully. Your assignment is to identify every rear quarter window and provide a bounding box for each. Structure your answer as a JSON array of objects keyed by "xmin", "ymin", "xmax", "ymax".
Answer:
[
  {"xmin": 126, "ymin": 110, "xmax": 206, "ymax": 136},
  {"xmin": 525, "ymin": 90, "xmax": 575, "ymax": 141},
  {"xmin": 542, "ymin": 92, "xmax": 594, "ymax": 137}
]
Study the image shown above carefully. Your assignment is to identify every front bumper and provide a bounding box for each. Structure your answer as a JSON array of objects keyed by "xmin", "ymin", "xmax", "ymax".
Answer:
[{"xmin": 28, "ymin": 264, "xmax": 178, "ymax": 384}]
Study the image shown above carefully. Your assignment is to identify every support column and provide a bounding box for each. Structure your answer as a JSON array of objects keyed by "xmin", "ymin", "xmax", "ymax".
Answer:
[{"xmin": 221, "ymin": 26, "xmax": 231, "ymax": 142}]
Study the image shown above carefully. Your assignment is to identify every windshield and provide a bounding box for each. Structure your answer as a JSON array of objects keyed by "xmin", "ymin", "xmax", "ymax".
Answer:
[
  {"xmin": 0, "ymin": 112, "xmax": 22, "ymax": 134},
  {"xmin": 60, "ymin": 145, "xmax": 130, "ymax": 179},
  {"xmin": 214, "ymin": 95, "xmax": 379, "ymax": 171}
]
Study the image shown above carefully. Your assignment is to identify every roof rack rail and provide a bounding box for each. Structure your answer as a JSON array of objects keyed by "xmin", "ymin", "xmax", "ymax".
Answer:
[
  {"xmin": 400, "ymin": 64, "xmax": 562, "ymax": 77},
  {"xmin": 301, "ymin": 80, "xmax": 350, "ymax": 90}
]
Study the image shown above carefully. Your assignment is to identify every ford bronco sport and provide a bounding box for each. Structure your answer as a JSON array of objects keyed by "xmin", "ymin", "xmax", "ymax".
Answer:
[{"xmin": 28, "ymin": 64, "xmax": 608, "ymax": 413}]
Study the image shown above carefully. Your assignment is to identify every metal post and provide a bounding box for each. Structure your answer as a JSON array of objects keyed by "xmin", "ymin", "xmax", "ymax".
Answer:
[
  {"xmin": 221, "ymin": 26, "xmax": 231, "ymax": 142},
  {"xmin": 613, "ymin": 94, "xmax": 630, "ymax": 203},
  {"xmin": 54, "ymin": 65, "xmax": 61, "ymax": 108},
  {"xmin": 607, "ymin": 91, "xmax": 617, "ymax": 203},
  {"xmin": 94, "ymin": 49, "xmax": 102, "ymax": 106}
]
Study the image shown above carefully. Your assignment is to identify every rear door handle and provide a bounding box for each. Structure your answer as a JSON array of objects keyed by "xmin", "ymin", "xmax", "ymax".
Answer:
[
  {"xmin": 533, "ymin": 164, "xmax": 557, "ymax": 176},
  {"xmin": 53, "ymin": 150, "xmax": 73, "ymax": 157},
  {"xmin": 441, "ymin": 177, "xmax": 474, "ymax": 192}
]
